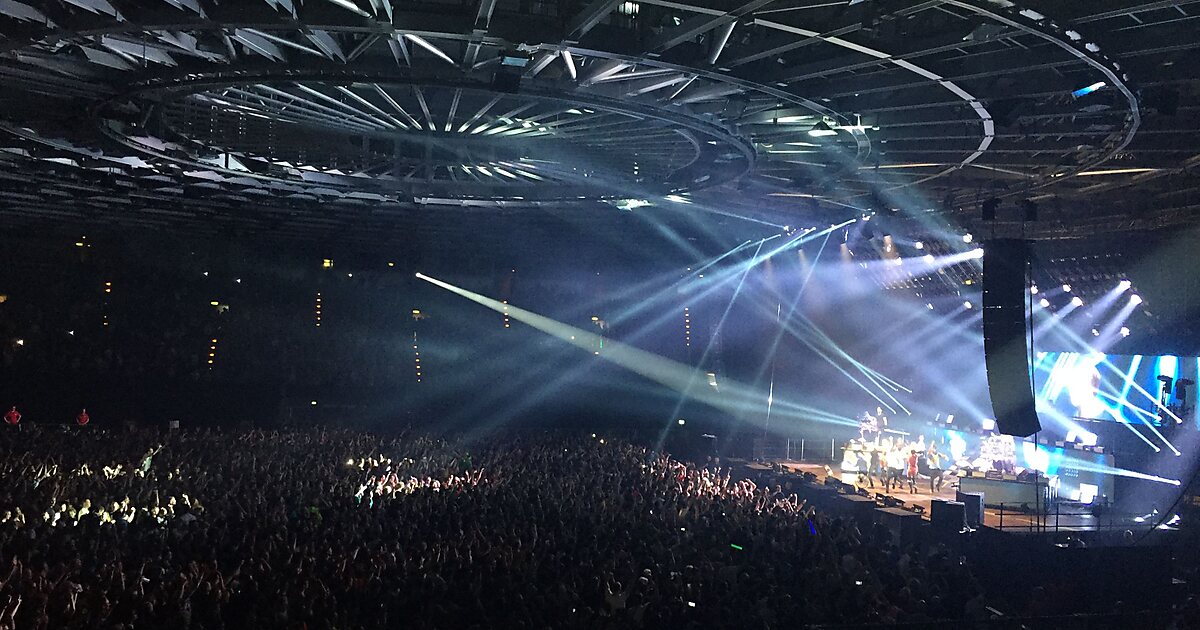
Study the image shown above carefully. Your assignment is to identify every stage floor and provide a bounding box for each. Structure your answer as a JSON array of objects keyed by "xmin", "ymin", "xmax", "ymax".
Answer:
[{"xmin": 773, "ymin": 461, "xmax": 1115, "ymax": 532}]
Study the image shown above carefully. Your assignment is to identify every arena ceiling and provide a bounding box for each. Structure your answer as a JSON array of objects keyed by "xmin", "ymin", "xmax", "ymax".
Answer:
[{"xmin": 0, "ymin": 0, "xmax": 1197, "ymax": 247}]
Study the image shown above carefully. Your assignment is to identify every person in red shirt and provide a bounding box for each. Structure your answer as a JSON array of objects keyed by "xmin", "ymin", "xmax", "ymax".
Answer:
[
  {"xmin": 77, "ymin": 408, "xmax": 90, "ymax": 427},
  {"xmin": 906, "ymin": 450, "xmax": 920, "ymax": 494},
  {"xmin": 3, "ymin": 406, "xmax": 20, "ymax": 426}
]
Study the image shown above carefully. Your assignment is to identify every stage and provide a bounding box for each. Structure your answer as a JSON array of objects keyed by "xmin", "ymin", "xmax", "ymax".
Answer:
[{"xmin": 761, "ymin": 460, "xmax": 1127, "ymax": 532}]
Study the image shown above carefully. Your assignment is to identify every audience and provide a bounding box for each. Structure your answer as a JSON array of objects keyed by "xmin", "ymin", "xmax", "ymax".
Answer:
[{"xmin": 0, "ymin": 425, "xmax": 983, "ymax": 629}]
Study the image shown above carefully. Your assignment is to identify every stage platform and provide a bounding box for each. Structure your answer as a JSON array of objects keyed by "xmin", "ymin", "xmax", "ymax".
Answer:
[{"xmin": 752, "ymin": 460, "xmax": 1120, "ymax": 532}]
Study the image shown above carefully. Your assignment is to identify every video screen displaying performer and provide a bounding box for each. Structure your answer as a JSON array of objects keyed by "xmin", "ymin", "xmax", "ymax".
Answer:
[{"xmin": 1035, "ymin": 352, "xmax": 1199, "ymax": 432}]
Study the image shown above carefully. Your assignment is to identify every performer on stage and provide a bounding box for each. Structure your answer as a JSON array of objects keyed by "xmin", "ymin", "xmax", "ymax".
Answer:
[
  {"xmin": 4, "ymin": 406, "xmax": 20, "ymax": 427},
  {"xmin": 855, "ymin": 445, "xmax": 878, "ymax": 489},
  {"xmin": 906, "ymin": 449, "xmax": 920, "ymax": 494},
  {"xmin": 885, "ymin": 443, "xmax": 905, "ymax": 492},
  {"xmin": 76, "ymin": 408, "xmax": 90, "ymax": 427},
  {"xmin": 926, "ymin": 443, "xmax": 946, "ymax": 493}
]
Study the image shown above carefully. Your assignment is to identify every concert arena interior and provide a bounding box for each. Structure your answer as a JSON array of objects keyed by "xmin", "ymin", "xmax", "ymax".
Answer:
[{"xmin": 2, "ymin": 1, "xmax": 1200, "ymax": 628}]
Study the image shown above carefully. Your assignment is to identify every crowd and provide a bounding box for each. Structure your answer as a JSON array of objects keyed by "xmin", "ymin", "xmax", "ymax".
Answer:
[{"xmin": 0, "ymin": 425, "xmax": 988, "ymax": 629}]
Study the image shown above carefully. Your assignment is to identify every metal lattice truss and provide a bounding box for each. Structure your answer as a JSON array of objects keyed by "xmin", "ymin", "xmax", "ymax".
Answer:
[{"xmin": 0, "ymin": 0, "xmax": 1197, "ymax": 242}]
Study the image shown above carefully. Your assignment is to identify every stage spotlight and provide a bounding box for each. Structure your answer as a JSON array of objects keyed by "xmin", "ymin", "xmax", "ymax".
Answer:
[
  {"xmin": 1063, "ymin": 284, "xmax": 1072, "ymax": 293},
  {"xmin": 969, "ymin": 248, "xmax": 984, "ymax": 259},
  {"xmin": 923, "ymin": 254, "xmax": 934, "ymax": 263},
  {"xmin": 808, "ymin": 120, "xmax": 837, "ymax": 137},
  {"xmin": 1030, "ymin": 285, "xmax": 1039, "ymax": 294},
  {"xmin": 981, "ymin": 418, "xmax": 996, "ymax": 431},
  {"xmin": 1118, "ymin": 279, "xmax": 1131, "ymax": 291},
  {"xmin": 1072, "ymin": 81, "xmax": 1106, "ymax": 98},
  {"xmin": 963, "ymin": 233, "xmax": 973, "ymax": 243},
  {"xmin": 1039, "ymin": 298, "xmax": 1051, "ymax": 308},
  {"xmin": 1091, "ymin": 328, "xmax": 1100, "ymax": 337},
  {"xmin": 1120, "ymin": 327, "xmax": 1131, "ymax": 337},
  {"xmin": 964, "ymin": 301, "xmax": 973, "ymax": 309},
  {"xmin": 677, "ymin": 418, "xmax": 686, "ymax": 426},
  {"xmin": 1130, "ymin": 294, "xmax": 1143, "ymax": 305},
  {"xmin": 1072, "ymin": 296, "xmax": 1084, "ymax": 306},
  {"xmin": 914, "ymin": 241, "xmax": 924, "ymax": 250},
  {"xmin": 926, "ymin": 303, "xmax": 934, "ymax": 310}
]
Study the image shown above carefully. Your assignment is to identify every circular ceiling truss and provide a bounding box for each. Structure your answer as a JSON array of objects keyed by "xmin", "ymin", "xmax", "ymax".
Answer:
[
  {"xmin": 102, "ymin": 74, "xmax": 758, "ymax": 200},
  {"xmin": 0, "ymin": 0, "xmax": 1169, "ymax": 240}
]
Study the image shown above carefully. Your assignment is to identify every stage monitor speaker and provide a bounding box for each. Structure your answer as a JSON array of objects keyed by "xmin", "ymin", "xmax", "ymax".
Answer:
[
  {"xmin": 930, "ymin": 499, "xmax": 966, "ymax": 532},
  {"xmin": 982, "ymin": 238, "xmax": 1042, "ymax": 437},
  {"xmin": 956, "ymin": 491, "xmax": 985, "ymax": 528}
]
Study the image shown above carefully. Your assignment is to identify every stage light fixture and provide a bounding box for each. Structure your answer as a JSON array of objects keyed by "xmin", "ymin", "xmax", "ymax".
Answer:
[
  {"xmin": 1063, "ymin": 284, "xmax": 1072, "ymax": 293},
  {"xmin": 926, "ymin": 303, "xmax": 934, "ymax": 310},
  {"xmin": 962, "ymin": 233, "xmax": 973, "ymax": 243},
  {"xmin": 1072, "ymin": 81, "xmax": 1106, "ymax": 98},
  {"xmin": 1072, "ymin": 296, "xmax": 1084, "ymax": 306},
  {"xmin": 1130, "ymin": 294, "xmax": 1143, "ymax": 305},
  {"xmin": 1091, "ymin": 328, "xmax": 1100, "ymax": 337},
  {"xmin": 964, "ymin": 301, "xmax": 973, "ymax": 309},
  {"xmin": 677, "ymin": 419, "xmax": 686, "ymax": 426},
  {"xmin": 499, "ymin": 50, "xmax": 531, "ymax": 67},
  {"xmin": 1039, "ymin": 298, "xmax": 1051, "ymax": 308},
  {"xmin": 914, "ymin": 241, "xmax": 924, "ymax": 250},
  {"xmin": 1030, "ymin": 285, "xmax": 1039, "ymax": 294},
  {"xmin": 808, "ymin": 120, "xmax": 837, "ymax": 137},
  {"xmin": 923, "ymin": 254, "xmax": 934, "ymax": 263},
  {"xmin": 1118, "ymin": 279, "xmax": 1131, "ymax": 291},
  {"xmin": 1120, "ymin": 327, "xmax": 1131, "ymax": 337}
]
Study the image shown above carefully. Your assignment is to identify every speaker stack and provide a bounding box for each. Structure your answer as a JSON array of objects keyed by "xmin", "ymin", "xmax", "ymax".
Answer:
[{"xmin": 981, "ymin": 239, "xmax": 1042, "ymax": 437}]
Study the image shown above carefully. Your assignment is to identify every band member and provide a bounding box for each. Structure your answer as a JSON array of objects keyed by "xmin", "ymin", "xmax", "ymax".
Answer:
[
  {"xmin": 859, "ymin": 411, "xmax": 879, "ymax": 442},
  {"xmin": 926, "ymin": 443, "xmax": 946, "ymax": 493},
  {"xmin": 3, "ymin": 406, "xmax": 19, "ymax": 427},
  {"xmin": 77, "ymin": 408, "xmax": 90, "ymax": 427},
  {"xmin": 906, "ymin": 450, "xmax": 920, "ymax": 494}
]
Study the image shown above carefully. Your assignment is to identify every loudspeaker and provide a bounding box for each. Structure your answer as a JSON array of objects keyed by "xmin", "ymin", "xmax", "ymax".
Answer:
[
  {"xmin": 982, "ymin": 239, "xmax": 1042, "ymax": 437},
  {"xmin": 1020, "ymin": 199, "xmax": 1038, "ymax": 222},
  {"xmin": 981, "ymin": 197, "xmax": 999, "ymax": 221},
  {"xmin": 956, "ymin": 491, "xmax": 985, "ymax": 528},
  {"xmin": 930, "ymin": 499, "xmax": 966, "ymax": 532},
  {"xmin": 492, "ymin": 68, "xmax": 521, "ymax": 93}
]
